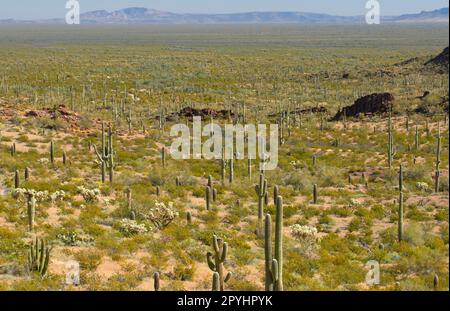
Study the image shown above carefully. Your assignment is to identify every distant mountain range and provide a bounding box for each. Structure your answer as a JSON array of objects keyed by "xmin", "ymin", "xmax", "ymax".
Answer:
[{"xmin": 1, "ymin": 7, "xmax": 448, "ymax": 25}]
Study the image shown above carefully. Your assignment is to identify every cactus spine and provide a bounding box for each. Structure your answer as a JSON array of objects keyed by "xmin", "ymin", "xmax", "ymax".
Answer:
[
  {"xmin": 255, "ymin": 174, "xmax": 268, "ymax": 237},
  {"xmin": 264, "ymin": 196, "xmax": 284, "ymax": 291},
  {"xmin": 28, "ymin": 237, "xmax": 51, "ymax": 277},
  {"xmin": 435, "ymin": 124, "xmax": 441, "ymax": 193},
  {"xmin": 207, "ymin": 234, "xmax": 232, "ymax": 291},
  {"xmin": 93, "ymin": 123, "xmax": 114, "ymax": 183}
]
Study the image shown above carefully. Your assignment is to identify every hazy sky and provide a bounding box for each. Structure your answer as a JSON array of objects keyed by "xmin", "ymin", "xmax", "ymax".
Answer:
[{"xmin": 0, "ymin": 0, "xmax": 448, "ymax": 20}]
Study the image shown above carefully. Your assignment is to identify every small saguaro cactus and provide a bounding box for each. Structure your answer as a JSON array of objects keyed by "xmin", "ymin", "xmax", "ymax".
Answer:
[
  {"xmin": 28, "ymin": 237, "xmax": 51, "ymax": 277},
  {"xmin": 205, "ymin": 186, "xmax": 212, "ymax": 210},
  {"xmin": 24, "ymin": 167, "xmax": 30, "ymax": 181},
  {"xmin": 10, "ymin": 143, "xmax": 16, "ymax": 157},
  {"xmin": 27, "ymin": 193, "xmax": 36, "ymax": 232},
  {"xmin": 207, "ymin": 175, "xmax": 217, "ymax": 202},
  {"xmin": 186, "ymin": 211, "xmax": 192, "ymax": 224},
  {"xmin": 313, "ymin": 184, "xmax": 318, "ymax": 204},
  {"xmin": 176, "ymin": 176, "xmax": 181, "ymax": 187},
  {"xmin": 435, "ymin": 124, "xmax": 441, "ymax": 193},
  {"xmin": 161, "ymin": 147, "xmax": 166, "ymax": 168},
  {"xmin": 312, "ymin": 155, "xmax": 317, "ymax": 166},
  {"xmin": 93, "ymin": 123, "xmax": 115, "ymax": 183},
  {"xmin": 207, "ymin": 234, "xmax": 232, "ymax": 291},
  {"xmin": 156, "ymin": 186, "xmax": 161, "ymax": 197},
  {"xmin": 50, "ymin": 140, "xmax": 55, "ymax": 164},
  {"xmin": 434, "ymin": 273, "xmax": 439, "ymax": 291},
  {"xmin": 264, "ymin": 196, "xmax": 284, "ymax": 291},
  {"xmin": 14, "ymin": 170, "xmax": 20, "ymax": 189},
  {"xmin": 126, "ymin": 188, "xmax": 132, "ymax": 211},
  {"xmin": 255, "ymin": 174, "xmax": 268, "ymax": 237},
  {"xmin": 153, "ymin": 272, "xmax": 160, "ymax": 291},
  {"xmin": 62, "ymin": 151, "xmax": 67, "ymax": 166},
  {"xmin": 414, "ymin": 126, "xmax": 419, "ymax": 150},
  {"xmin": 247, "ymin": 158, "xmax": 252, "ymax": 179}
]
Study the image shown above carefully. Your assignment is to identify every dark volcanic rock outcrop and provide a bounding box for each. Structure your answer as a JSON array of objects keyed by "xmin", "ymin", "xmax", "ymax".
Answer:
[
  {"xmin": 425, "ymin": 47, "xmax": 449, "ymax": 68},
  {"xmin": 332, "ymin": 93, "xmax": 394, "ymax": 120}
]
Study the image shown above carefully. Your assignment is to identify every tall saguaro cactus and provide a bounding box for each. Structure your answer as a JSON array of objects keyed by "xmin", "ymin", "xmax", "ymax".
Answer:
[
  {"xmin": 27, "ymin": 193, "xmax": 36, "ymax": 232},
  {"xmin": 387, "ymin": 110, "xmax": 396, "ymax": 169},
  {"xmin": 264, "ymin": 196, "xmax": 284, "ymax": 291},
  {"xmin": 93, "ymin": 123, "xmax": 115, "ymax": 183},
  {"xmin": 206, "ymin": 234, "xmax": 232, "ymax": 291},
  {"xmin": 398, "ymin": 165, "xmax": 404, "ymax": 242},
  {"xmin": 435, "ymin": 124, "xmax": 441, "ymax": 193},
  {"xmin": 255, "ymin": 174, "xmax": 268, "ymax": 237}
]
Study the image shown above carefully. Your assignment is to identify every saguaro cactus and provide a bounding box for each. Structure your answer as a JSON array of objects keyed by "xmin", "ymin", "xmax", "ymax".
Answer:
[
  {"xmin": 435, "ymin": 124, "xmax": 441, "ymax": 193},
  {"xmin": 313, "ymin": 184, "xmax": 318, "ymax": 204},
  {"xmin": 14, "ymin": 170, "xmax": 20, "ymax": 189},
  {"xmin": 50, "ymin": 140, "xmax": 55, "ymax": 164},
  {"xmin": 10, "ymin": 143, "xmax": 16, "ymax": 157},
  {"xmin": 264, "ymin": 196, "xmax": 284, "ymax": 291},
  {"xmin": 398, "ymin": 164, "xmax": 404, "ymax": 242},
  {"xmin": 273, "ymin": 185, "xmax": 279, "ymax": 206},
  {"xmin": 414, "ymin": 126, "xmax": 419, "ymax": 150},
  {"xmin": 27, "ymin": 193, "xmax": 36, "ymax": 232},
  {"xmin": 206, "ymin": 234, "xmax": 232, "ymax": 291},
  {"xmin": 212, "ymin": 272, "xmax": 220, "ymax": 291},
  {"xmin": 205, "ymin": 186, "xmax": 212, "ymax": 210},
  {"xmin": 387, "ymin": 110, "xmax": 396, "ymax": 169},
  {"xmin": 153, "ymin": 272, "xmax": 160, "ymax": 291},
  {"xmin": 28, "ymin": 237, "xmax": 51, "ymax": 277},
  {"xmin": 161, "ymin": 147, "xmax": 166, "ymax": 168},
  {"xmin": 93, "ymin": 123, "xmax": 115, "ymax": 183},
  {"xmin": 255, "ymin": 174, "xmax": 268, "ymax": 237},
  {"xmin": 24, "ymin": 167, "xmax": 30, "ymax": 181}
]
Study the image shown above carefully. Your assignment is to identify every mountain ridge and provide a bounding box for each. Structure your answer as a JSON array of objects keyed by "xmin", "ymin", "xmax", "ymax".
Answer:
[{"xmin": 1, "ymin": 7, "xmax": 448, "ymax": 24}]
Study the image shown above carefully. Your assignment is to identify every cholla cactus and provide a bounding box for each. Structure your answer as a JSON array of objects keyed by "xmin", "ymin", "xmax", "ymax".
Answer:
[
  {"xmin": 290, "ymin": 224, "xmax": 319, "ymax": 258},
  {"xmin": 76, "ymin": 186, "xmax": 101, "ymax": 203},
  {"xmin": 290, "ymin": 224, "xmax": 318, "ymax": 239},
  {"xmin": 118, "ymin": 219, "xmax": 149, "ymax": 236},
  {"xmin": 50, "ymin": 190, "xmax": 66, "ymax": 202},
  {"xmin": 416, "ymin": 182, "xmax": 429, "ymax": 192},
  {"xmin": 12, "ymin": 188, "xmax": 49, "ymax": 202},
  {"xmin": 135, "ymin": 201, "xmax": 178, "ymax": 230}
]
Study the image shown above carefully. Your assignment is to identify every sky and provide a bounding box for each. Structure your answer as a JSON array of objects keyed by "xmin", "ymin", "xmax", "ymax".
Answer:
[{"xmin": 0, "ymin": 0, "xmax": 448, "ymax": 20}]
